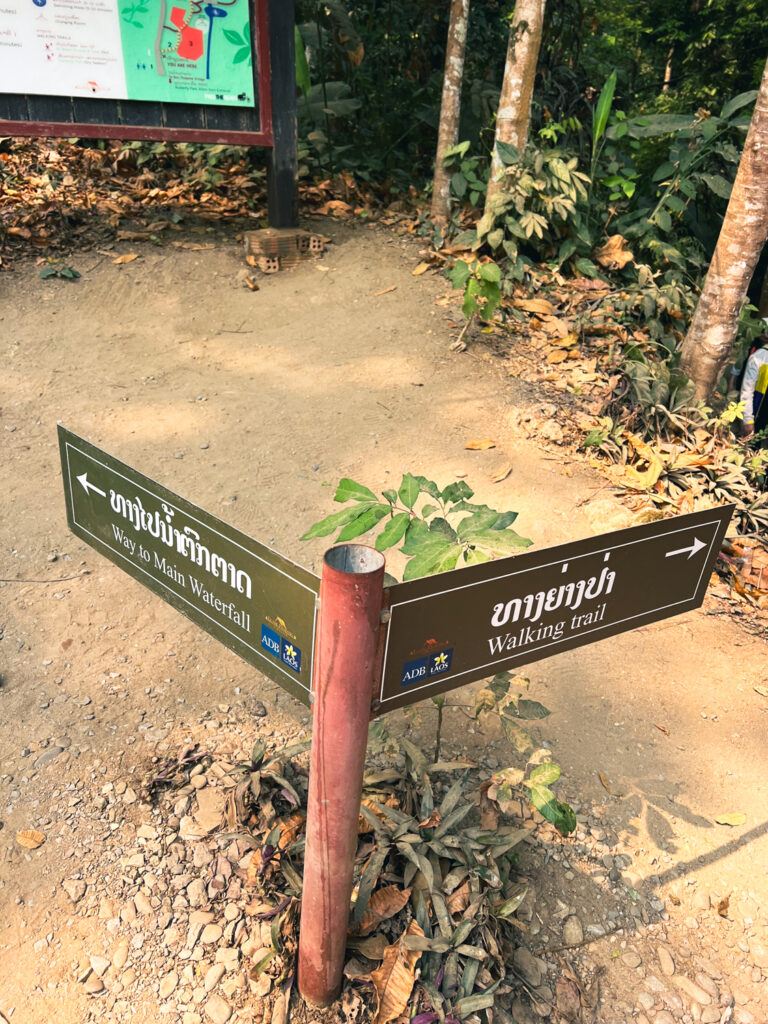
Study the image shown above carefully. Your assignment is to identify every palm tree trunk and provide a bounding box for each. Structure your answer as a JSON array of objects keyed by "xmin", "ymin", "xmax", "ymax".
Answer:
[
  {"xmin": 680, "ymin": 59, "xmax": 768, "ymax": 399},
  {"xmin": 484, "ymin": 0, "xmax": 546, "ymax": 212},
  {"xmin": 431, "ymin": 0, "xmax": 471, "ymax": 225}
]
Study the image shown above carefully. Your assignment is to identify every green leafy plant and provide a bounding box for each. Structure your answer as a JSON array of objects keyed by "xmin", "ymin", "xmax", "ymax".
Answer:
[
  {"xmin": 223, "ymin": 23, "xmax": 252, "ymax": 66},
  {"xmin": 39, "ymin": 260, "xmax": 80, "ymax": 281},
  {"xmin": 301, "ymin": 473, "xmax": 531, "ymax": 581}
]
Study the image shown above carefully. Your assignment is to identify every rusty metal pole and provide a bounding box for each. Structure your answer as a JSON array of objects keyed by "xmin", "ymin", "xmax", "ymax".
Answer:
[{"xmin": 298, "ymin": 544, "xmax": 386, "ymax": 1007}]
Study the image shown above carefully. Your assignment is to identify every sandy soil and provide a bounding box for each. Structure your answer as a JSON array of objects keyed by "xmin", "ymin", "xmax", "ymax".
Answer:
[{"xmin": 1, "ymin": 220, "xmax": 767, "ymax": 1024}]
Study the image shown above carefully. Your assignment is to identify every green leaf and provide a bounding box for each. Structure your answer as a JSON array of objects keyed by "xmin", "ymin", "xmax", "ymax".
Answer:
[
  {"xmin": 420, "ymin": 503, "xmax": 439, "ymax": 519},
  {"xmin": 402, "ymin": 542, "xmax": 460, "ymax": 581},
  {"xmin": 375, "ymin": 512, "xmax": 411, "ymax": 551},
  {"xmin": 401, "ymin": 518, "xmax": 431, "ymax": 555},
  {"xmin": 334, "ymin": 478, "xmax": 378, "ymax": 503},
  {"xmin": 382, "ymin": 488, "xmax": 398, "ymax": 505},
  {"xmin": 495, "ymin": 140, "xmax": 519, "ymax": 165},
  {"xmin": 493, "ymin": 885, "xmax": 528, "ymax": 918},
  {"xmin": 478, "ymin": 262, "xmax": 501, "ymax": 283},
  {"xmin": 441, "ymin": 481, "xmax": 474, "ymax": 504},
  {"xmin": 429, "ymin": 517, "xmax": 459, "ymax": 543},
  {"xmin": 449, "ymin": 259, "xmax": 471, "ymax": 291},
  {"xmin": 700, "ymin": 173, "xmax": 732, "ymax": 200},
  {"xmin": 491, "ymin": 511, "xmax": 519, "ymax": 530},
  {"xmin": 457, "ymin": 505, "xmax": 500, "ymax": 538},
  {"xmin": 470, "ymin": 528, "xmax": 533, "ymax": 555},
  {"xmin": 224, "ymin": 28, "xmax": 242, "ymax": 44},
  {"xmin": 464, "ymin": 547, "xmax": 490, "ymax": 565},
  {"xmin": 336, "ymin": 505, "xmax": 388, "ymax": 541},
  {"xmin": 413, "ymin": 475, "xmax": 441, "ymax": 500},
  {"xmin": 721, "ymin": 90, "xmax": 757, "ymax": 120},
  {"xmin": 398, "ymin": 473, "xmax": 420, "ymax": 509},
  {"xmin": 529, "ymin": 762, "xmax": 560, "ymax": 785},
  {"xmin": 294, "ymin": 25, "xmax": 311, "ymax": 96},
  {"xmin": 574, "ymin": 257, "xmax": 598, "ymax": 278},
  {"xmin": 593, "ymin": 70, "xmax": 616, "ymax": 149},
  {"xmin": 451, "ymin": 172, "xmax": 467, "ymax": 198},
  {"xmin": 232, "ymin": 46, "xmax": 250, "ymax": 65},
  {"xmin": 514, "ymin": 699, "xmax": 551, "ymax": 720},
  {"xmin": 39, "ymin": 267, "xmax": 58, "ymax": 279},
  {"xmin": 300, "ymin": 504, "xmax": 373, "ymax": 540},
  {"xmin": 528, "ymin": 785, "xmax": 576, "ymax": 835}
]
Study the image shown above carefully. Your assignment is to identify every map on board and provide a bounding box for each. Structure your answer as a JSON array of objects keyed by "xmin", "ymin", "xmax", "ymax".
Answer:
[{"xmin": 0, "ymin": 0, "xmax": 255, "ymax": 107}]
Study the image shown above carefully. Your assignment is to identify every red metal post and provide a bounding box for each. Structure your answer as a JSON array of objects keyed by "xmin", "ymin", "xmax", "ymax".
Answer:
[{"xmin": 298, "ymin": 544, "xmax": 386, "ymax": 1006}]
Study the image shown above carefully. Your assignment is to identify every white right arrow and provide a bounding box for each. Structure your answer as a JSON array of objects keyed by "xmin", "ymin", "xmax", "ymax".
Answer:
[
  {"xmin": 77, "ymin": 472, "xmax": 107, "ymax": 499},
  {"xmin": 665, "ymin": 536, "xmax": 706, "ymax": 560}
]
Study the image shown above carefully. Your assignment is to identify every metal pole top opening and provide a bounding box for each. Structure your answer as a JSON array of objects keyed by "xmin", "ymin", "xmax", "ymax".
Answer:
[{"xmin": 324, "ymin": 544, "xmax": 385, "ymax": 577}]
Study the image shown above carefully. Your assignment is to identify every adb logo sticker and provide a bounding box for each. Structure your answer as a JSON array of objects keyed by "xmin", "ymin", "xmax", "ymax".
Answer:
[
  {"xmin": 261, "ymin": 624, "xmax": 281, "ymax": 659},
  {"xmin": 281, "ymin": 640, "xmax": 302, "ymax": 674},
  {"xmin": 401, "ymin": 657, "xmax": 428, "ymax": 687}
]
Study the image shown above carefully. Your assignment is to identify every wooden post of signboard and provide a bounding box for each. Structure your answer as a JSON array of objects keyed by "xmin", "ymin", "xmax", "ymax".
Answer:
[
  {"xmin": 298, "ymin": 544, "xmax": 386, "ymax": 1006},
  {"xmin": 266, "ymin": 0, "xmax": 299, "ymax": 228}
]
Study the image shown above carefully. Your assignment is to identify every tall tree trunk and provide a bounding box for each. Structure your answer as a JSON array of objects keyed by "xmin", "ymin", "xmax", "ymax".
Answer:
[
  {"xmin": 484, "ymin": 0, "xmax": 546, "ymax": 212},
  {"xmin": 431, "ymin": 0, "xmax": 471, "ymax": 225},
  {"xmin": 680, "ymin": 59, "xmax": 768, "ymax": 399}
]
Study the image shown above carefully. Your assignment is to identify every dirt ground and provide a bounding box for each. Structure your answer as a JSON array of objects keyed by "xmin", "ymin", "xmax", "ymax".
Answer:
[{"xmin": 1, "ymin": 219, "xmax": 767, "ymax": 1024}]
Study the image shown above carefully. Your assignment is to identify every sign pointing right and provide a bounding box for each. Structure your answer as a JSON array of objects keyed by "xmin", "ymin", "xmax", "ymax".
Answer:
[
  {"xmin": 377, "ymin": 504, "xmax": 734, "ymax": 713},
  {"xmin": 666, "ymin": 536, "xmax": 706, "ymax": 560}
]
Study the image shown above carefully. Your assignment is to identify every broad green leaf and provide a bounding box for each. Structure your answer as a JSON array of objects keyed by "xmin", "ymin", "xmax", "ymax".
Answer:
[
  {"xmin": 450, "ymin": 919, "xmax": 475, "ymax": 948},
  {"xmin": 721, "ymin": 90, "xmax": 757, "ymax": 120},
  {"xmin": 232, "ymin": 46, "xmax": 250, "ymax": 64},
  {"xmin": 495, "ymin": 140, "xmax": 519, "ymax": 165},
  {"xmin": 336, "ymin": 505, "xmax": 388, "ymax": 541},
  {"xmin": 224, "ymin": 28, "xmax": 242, "ymax": 44},
  {"xmin": 528, "ymin": 785, "xmax": 576, "ymax": 834},
  {"xmin": 300, "ymin": 503, "xmax": 375, "ymax": 540},
  {"xmin": 515, "ymin": 699, "xmax": 551, "ymax": 720},
  {"xmin": 470, "ymin": 528, "xmax": 533, "ymax": 555},
  {"xmin": 334, "ymin": 477, "xmax": 378, "ymax": 503},
  {"xmin": 528, "ymin": 762, "xmax": 560, "ymax": 786},
  {"xmin": 451, "ymin": 172, "xmax": 467, "ymax": 198},
  {"xmin": 449, "ymin": 259, "xmax": 471, "ymax": 291},
  {"xmin": 413, "ymin": 475, "xmax": 441, "ymax": 500},
  {"xmin": 491, "ymin": 511, "xmax": 519, "ymax": 530},
  {"xmin": 441, "ymin": 481, "xmax": 474, "ymax": 504},
  {"xmin": 493, "ymin": 885, "xmax": 528, "ymax": 918},
  {"xmin": 420, "ymin": 503, "xmax": 439, "ymax": 519},
  {"xmin": 700, "ymin": 173, "xmax": 732, "ymax": 200},
  {"xmin": 382, "ymin": 488, "xmax": 398, "ymax": 505},
  {"xmin": 375, "ymin": 512, "xmax": 411, "ymax": 551},
  {"xmin": 401, "ymin": 518, "xmax": 431, "ymax": 555},
  {"xmin": 463, "ymin": 547, "xmax": 490, "ymax": 565},
  {"xmin": 349, "ymin": 847, "xmax": 388, "ymax": 925},
  {"xmin": 402, "ymin": 542, "xmax": 460, "ymax": 581},
  {"xmin": 457, "ymin": 506, "xmax": 500, "ymax": 538},
  {"xmin": 429, "ymin": 517, "xmax": 459, "ymax": 543},
  {"xmin": 478, "ymin": 261, "xmax": 501, "ymax": 283},
  {"xmin": 398, "ymin": 472, "xmax": 420, "ymax": 509}
]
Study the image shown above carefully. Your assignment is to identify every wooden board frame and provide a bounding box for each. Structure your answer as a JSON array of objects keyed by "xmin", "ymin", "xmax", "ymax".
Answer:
[{"xmin": 0, "ymin": 0, "xmax": 273, "ymax": 146}]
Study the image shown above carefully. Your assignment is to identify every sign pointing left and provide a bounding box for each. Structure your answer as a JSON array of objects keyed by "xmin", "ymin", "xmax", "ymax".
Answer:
[
  {"xmin": 59, "ymin": 427, "xmax": 319, "ymax": 705},
  {"xmin": 77, "ymin": 472, "xmax": 107, "ymax": 499}
]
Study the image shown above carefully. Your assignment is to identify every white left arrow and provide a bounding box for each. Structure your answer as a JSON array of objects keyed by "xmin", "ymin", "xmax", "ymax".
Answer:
[
  {"xmin": 77, "ymin": 472, "xmax": 107, "ymax": 499},
  {"xmin": 665, "ymin": 536, "xmax": 706, "ymax": 560}
]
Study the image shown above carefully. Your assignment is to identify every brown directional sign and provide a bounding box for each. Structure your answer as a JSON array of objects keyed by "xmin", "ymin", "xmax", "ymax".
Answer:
[
  {"xmin": 377, "ymin": 505, "xmax": 733, "ymax": 713},
  {"xmin": 58, "ymin": 427, "xmax": 318, "ymax": 705}
]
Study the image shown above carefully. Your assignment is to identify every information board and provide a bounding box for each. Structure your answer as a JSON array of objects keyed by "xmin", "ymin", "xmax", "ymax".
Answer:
[
  {"xmin": 0, "ymin": 0, "xmax": 270, "ymax": 145},
  {"xmin": 59, "ymin": 427, "xmax": 318, "ymax": 704},
  {"xmin": 377, "ymin": 505, "xmax": 733, "ymax": 712}
]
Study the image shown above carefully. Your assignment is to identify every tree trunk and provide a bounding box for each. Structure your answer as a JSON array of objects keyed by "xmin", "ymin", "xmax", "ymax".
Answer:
[
  {"xmin": 680, "ymin": 59, "xmax": 768, "ymax": 399},
  {"xmin": 431, "ymin": 0, "xmax": 471, "ymax": 225},
  {"xmin": 484, "ymin": 0, "xmax": 546, "ymax": 212}
]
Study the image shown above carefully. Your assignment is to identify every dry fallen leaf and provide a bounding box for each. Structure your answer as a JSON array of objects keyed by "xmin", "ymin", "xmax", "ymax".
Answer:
[
  {"xmin": 277, "ymin": 811, "xmax": 306, "ymax": 851},
  {"xmin": 754, "ymin": 686, "xmax": 768, "ymax": 697},
  {"xmin": 655, "ymin": 723, "xmax": 670, "ymax": 736},
  {"xmin": 412, "ymin": 262, "xmax": 431, "ymax": 276},
  {"xmin": 465, "ymin": 439, "xmax": 496, "ymax": 450},
  {"xmin": 356, "ymin": 886, "xmax": 412, "ymax": 936},
  {"xmin": 717, "ymin": 895, "xmax": 730, "ymax": 917},
  {"xmin": 16, "ymin": 829, "xmax": 46, "ymax": 849},
  {"xmin": 556, "ymin": 976, "xmax": 582, "ymax": 1022},
  {"xmin": 515, "ymin": 297, "xmax": 555, "ymax": 315},
  {"xmin": 374, "ymin": 285, "xmax": 397, "ymax": 296},
  {"xmin": 598, "ymin": 772, "xmax": 612, "ymax": 794},
  {"xmin": 715, "ymin": 813, "xmax": 746, "ymax": 827},
  {"xmin": 347, "ymin": 934, "xmax": 389, "ymax": 960},
  {"xmin": 490, "ymin": 462, "xmax": 513, "ymax": 483},
  {"xmin": 546, "ymin": 350, "xmax": 569, "ymax": 364},
  {"xmin": 446, "ymin": 880, "xmax": 471, "ymax": 915},
  {"xmin": 112, "ymin": 253, "xmax": 138, "ymax": 264},
  {"xmin": 595, "ymin": 234, "xmax": 634, "ymax": 270},
  {"xmin": 244, "ymin": 275, "xmax": 260, "ymax": 291},
  {"xmin": 370, "ymin": 921, "xmax": 424, "ymax": 1024}
]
